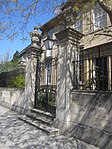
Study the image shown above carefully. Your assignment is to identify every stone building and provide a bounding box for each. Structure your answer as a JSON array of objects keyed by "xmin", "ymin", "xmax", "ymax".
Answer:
[
  {"xmin": 39, "ymin": 0, "xmax": 112, "ymax": 91},
  {"xmin": 40, "ymin": 1, "xmax": 112, "ymax": 148},
  {"xmin": 18, "ymin": 1, "xmax": 112, "ymax": 148},
  {"xmin": 20, "ymin": 1, "xmax": 112, "ymax": 91}
]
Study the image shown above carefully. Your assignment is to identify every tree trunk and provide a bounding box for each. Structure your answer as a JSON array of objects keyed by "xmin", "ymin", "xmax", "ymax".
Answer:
[{"xmin": 98, "ymin": 0, "xmax": 112, "ymax": 24}]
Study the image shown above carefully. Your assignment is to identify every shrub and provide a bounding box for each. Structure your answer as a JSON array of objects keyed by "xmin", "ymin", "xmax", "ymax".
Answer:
[{"xmin": 8, "ymin": 74, "xmax": 25, "ymax": 88}]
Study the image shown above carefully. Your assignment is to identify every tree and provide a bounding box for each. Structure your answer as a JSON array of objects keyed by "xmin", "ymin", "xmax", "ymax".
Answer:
[
  {"xmin": 0, "ymin": 0, "xmax": 112, "ymax": 41},
  {"xmin": 0, "ymin": 50, "xmax": 19, "ymax": 73},
  {"xmin": 80, "ymin": 0, "xmax": 112, "ymax": 23},
  {"xmin": 0, "ymin": 51, "xmax": 12, "ymax": 73},
  {"xmin": 0, "ymin": 50, "xmax": 25, "ymax": 88},
  {"xmin": 0, "ymin": 0, "xmax": 66, "ymax": 41},
  {"xmin": 71, "ymin": 0, "xmax": 112, "ymax": 23},
  {"xmin": 98, "ymin": 0, "xmax": 112, "ymax": 23},
  {"xmin": 11, "ymin": 50, "xmax": 20, "ymax": 69}
]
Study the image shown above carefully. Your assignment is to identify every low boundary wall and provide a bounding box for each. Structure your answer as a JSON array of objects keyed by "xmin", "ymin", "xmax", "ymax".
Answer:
[
  {"xmin": 0, "ymin": 88, "xmax": 27, "ymax": 114},
  {"xmin": 69, "ymin": 90, "xmax": 112, "ymax": 149}
]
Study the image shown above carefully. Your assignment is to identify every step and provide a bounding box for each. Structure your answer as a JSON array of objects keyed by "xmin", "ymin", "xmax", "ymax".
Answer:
[
  {"xmin": 18, "ymin": 115, "xmax": 59, "ymax": 135},
  {"xmin": 26, "ymin": 112, "xmax": 53, "ymax": 127},
  {"xmin": 26, "ymin": 111, "xmax": 53, "ymax": 123},
  {"xmin": 31, "ymin": 108, "xmax": 54, "ymax": 120}
]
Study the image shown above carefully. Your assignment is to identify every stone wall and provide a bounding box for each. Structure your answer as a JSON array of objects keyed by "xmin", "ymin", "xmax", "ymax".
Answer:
[
  {"xmin": 69, "ymin": 90, "xmax": 112, "ymax": 149},
  {"xmin": 0, "ymin": 88, "xmax": 26, "ymax": 114},
  {"xmin": 55, "ymin": 27, "xmax": 112, "ymax": 149}
]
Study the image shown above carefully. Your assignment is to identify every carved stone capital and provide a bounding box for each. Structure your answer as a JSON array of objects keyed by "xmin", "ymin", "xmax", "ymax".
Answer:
[
  {"xmin": 30, "ymin": 27, "xmax": 41, "ymax": 47},
  {"xmin": 55, "ymin": 27, "xmax": 83, "ymax": 45}
]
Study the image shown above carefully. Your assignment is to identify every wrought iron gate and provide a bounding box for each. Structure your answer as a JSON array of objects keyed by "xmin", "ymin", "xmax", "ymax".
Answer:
[{"xmin": 34, "ymin": 56, "xmax": 57, "ymax": 117}]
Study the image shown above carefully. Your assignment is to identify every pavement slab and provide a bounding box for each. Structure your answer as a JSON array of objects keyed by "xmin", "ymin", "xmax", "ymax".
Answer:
[{"xmin": 0, "ymin": 105, "xmax": 99, "ymax": 149}]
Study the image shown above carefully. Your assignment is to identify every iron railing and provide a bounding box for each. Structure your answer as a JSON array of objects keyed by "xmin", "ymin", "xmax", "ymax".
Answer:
[{"xmin": 73, "ymin": 48, "xmax": 111, "ymax": 91}]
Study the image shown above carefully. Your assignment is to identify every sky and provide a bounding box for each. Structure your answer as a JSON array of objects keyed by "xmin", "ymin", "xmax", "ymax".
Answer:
[
  {"xmin": 0, "ymin": 0, "xmax": 67, "ymax": 60},
  {"xmin": 0, "ymin": 12, "xmax": 55, "ymax": 59}
]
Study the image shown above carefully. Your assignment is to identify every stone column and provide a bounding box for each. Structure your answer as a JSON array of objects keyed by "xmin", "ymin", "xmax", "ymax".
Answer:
[
  {"xmin": 86, "ymin": 59, "xmax": 89, "ymax": 82},
  {"xmin": 92, "ymin": 59, "xmax": 96, "ymax": 90},
  {"xmin": 23, "ymin": 27, "xmax": 41, "ymax": 112},
  {"xmin": 55, "ymin": 27, "xmax": 83, "ymax": 134},
  {"xmin": 108, "ymin": 56, "xmax": 111, "ymax": 90}
]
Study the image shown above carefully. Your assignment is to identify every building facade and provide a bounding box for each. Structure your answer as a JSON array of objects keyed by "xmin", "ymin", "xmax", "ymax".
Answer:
[
  {"xmin": 40, "ymin": 0, "xmax": 112, "ymax": 91},
  {"xmin": 18, "ymin": 1, "xmax": 112, "ymax": 148}
]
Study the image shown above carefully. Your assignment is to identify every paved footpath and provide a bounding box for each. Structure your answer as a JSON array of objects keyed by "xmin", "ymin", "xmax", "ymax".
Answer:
[{"xmin": 0, "ymin": 105, "xmax": 99, "ymax": 149}]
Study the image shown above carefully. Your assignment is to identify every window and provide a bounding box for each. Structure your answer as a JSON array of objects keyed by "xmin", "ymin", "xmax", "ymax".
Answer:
[
  {"xmin": 46, "ymin": 62, "xmax": 52, "ymax": 85},
  {"xmin": 93, "ymin": 2, "xmax": 107, "ymax": 31},
  {"xmin": 82, "ymin": 49, "xmax": 109, "ymax": 90},
  {"xmin": 73, "ymin": 11, "xmax": 82, "ymax": 32}
]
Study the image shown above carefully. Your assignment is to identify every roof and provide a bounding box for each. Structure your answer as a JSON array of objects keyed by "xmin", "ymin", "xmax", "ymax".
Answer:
[
  {"xmin": 39, "ymin": 0, "xmax": 80, "ymax": 32},
  {"xmin": 39, "ymin": 13, "xmax": 64, "ymax": 32},
  {"xmin": 40, "ymin": 0, "xmax": 91, "ymax": 32},
  {"xmin": 19, "ymin": 44, "xmax": 31, "ymax": 57}
]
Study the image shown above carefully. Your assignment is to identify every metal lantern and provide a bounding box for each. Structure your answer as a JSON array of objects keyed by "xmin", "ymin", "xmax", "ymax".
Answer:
[{"xmin": 43, "ymin": 35, "xmax": 55, "ymax": 50}]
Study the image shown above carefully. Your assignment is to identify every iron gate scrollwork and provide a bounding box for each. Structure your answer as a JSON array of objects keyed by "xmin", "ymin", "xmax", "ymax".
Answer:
[{"xmin": 35, "ymin": 56, "xmax": 57, "ymax": 117}]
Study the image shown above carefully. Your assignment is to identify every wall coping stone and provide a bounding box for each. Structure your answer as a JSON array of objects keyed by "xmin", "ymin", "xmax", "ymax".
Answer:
[
  {"xmin": 0, "ymin": 87, "xmax": 24, "ymax": 91},
  {"xmin": 72, "ymin": 89, "xmax": 112, "ymax": 94}
]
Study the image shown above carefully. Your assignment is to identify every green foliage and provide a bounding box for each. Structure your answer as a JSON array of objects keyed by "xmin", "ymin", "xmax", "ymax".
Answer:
[
  {"xmin": 39, "ymin": 92, "xmax": 46, "ymax": 105},
  {"xmin": 0, "ymin": 51, "xmax": 19, "ymax": 74},
  {"xmin": 38, "ymin": 90, "xmax": 56, "ymax": 108},
  {"xmin": 72, "ymin": 0, "xmax": 96, "ymax": 14},
  {"xmin": 0, "ymin": 51, "xmax": 25, "ymax": 88},
  {"xmin": 0, "ymin": 61, "xmax": 13, "ymax": 73},
  {"xmin": 48, "ymin": 92, "xmax": 56, "ymax": 105},
  {"xmin": 8, "ymin": 74, "xmax": 25, "ymax": 88},
  {"xmin": 73, "ymin": 4, "xmax": 80, "ymax": 12},
  {"xmin": 11, "ymin": 51, "xmax": 19, "ymax": 63}
]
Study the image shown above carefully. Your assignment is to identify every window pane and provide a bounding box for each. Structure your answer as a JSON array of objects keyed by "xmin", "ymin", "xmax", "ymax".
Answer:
[
  {"xmin": 73, "ymin": 11, "xmax": 82, "ymax": 32},
  {"xmin": 94, "ymin": 2, "xmax": 107, "ymax": 30},
  {"xmin": 46, "ymin": 62, "xmax": 52, "ymax": 84}
]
